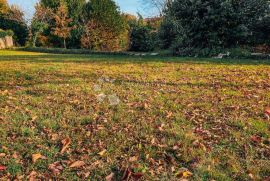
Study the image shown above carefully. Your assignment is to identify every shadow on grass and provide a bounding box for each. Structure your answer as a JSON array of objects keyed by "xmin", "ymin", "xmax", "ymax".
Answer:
[
  {"xmin": 0, "ymin": 53, "xmax": 270, "ymax": 65},
  {"xmin": 115, "ymin": 79, "xmax": 270, "ymax": 89}
]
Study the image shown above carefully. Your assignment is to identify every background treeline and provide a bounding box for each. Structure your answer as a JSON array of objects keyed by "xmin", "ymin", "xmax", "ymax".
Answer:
[
  {"xmin": 30, "ymin": 0, "xmax": 160, "ymax": 52},
  {"xmin": 1, "ymin": 0, "xmax": 270, "ymax": 56},
  {"xmin": 160, "ymin": 0, "xmax": 270, "ymax": 56}
]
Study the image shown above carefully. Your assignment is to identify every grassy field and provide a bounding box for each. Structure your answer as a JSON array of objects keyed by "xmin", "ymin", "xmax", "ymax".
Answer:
[{"xmin": 0, "ymin": 50, "xmax": 270, "ymax": 180}]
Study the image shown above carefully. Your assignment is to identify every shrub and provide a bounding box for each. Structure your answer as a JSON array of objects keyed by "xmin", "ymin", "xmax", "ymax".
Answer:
[
  {"xmin": 129, "ymin": 25, "xmax": 156, "ymax": 52},
  {"xmin": 0, "ymin": 29, "xmax": 13, "ymax": 38}
]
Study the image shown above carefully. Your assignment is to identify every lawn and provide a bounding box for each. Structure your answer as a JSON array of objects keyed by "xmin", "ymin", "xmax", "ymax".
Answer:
[{"xmin": 0, "ymin": 50, "xmax": 270, "ymax": 180}]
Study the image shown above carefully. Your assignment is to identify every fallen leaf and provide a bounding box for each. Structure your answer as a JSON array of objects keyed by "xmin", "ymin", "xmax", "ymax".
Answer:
[
  {"xmin": 31, "ymin": 116, "xmax": 38, "ymax": 121},
  {"xmin": 166, "ymin": 111, "xmax": 173, "ymax": 118},
  {"xmin": 98, "ymin": 149, "xmax": 107, "ymax": 156},
  {"xmin": 177, "ymin": 169, "xmax": 193, "ymax": 178},
  {"xmin": 32, "ymin": 153, "xmax": 46, "ymax": 163},
  {"xmin": 121, "ymin": 168, "xmax": 132, "ymax": 181},
  {"xmin": 61, "ymin": 137, "xmax": 71, "ymax": 154},
  {"xmin": 182, "ymin": 170, "xmax": 193, "ymax": 178},
  {"xmin": 106, "ymin": 172, "xmax": 115, "ymax": 181},
  {"xmin": 27, "ymin": 171, "xmax": 38, "ymax": 181},
  {"xmin": 251, "ymin": 135, "xmax": 262, "ymax": 144},
  {"xmin": 0, "ymin": 165, "xmax": 6, "ymax": 171},
  {"xmin": 69, "ymin": 161, "xmax": 85, "ymax": 168},
  {"xmin": 48, "ymin": 161, "xmax": 64, "ymax": 175},
  {"xmin": 132, "ymin": 172, "xmax": 144, "ymax": 180},
  {"xmin": 0, "ymin": 153, "xmax": 6, "ymax": 157},
  {"xmin": 265, "ymin": 107, "xmax": 270, "ymax": 120},
  {"xmin": 129, "ymin": 156, "xmax": 138, "ymax": 162}
]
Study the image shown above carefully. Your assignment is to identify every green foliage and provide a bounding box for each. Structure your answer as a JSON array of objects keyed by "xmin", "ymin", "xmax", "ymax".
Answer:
[
  {"xmin": 0, "ymin": 29, "xmax": 13, "ymax": 38},
  {"xmin": 0, "ymin": 16, "xmax": 28, "ymax": 45},
  {"xmin": 40, "ymin": 0, "xmax": 60, "ymax": 10},
  {"xmin": 161, "ymin": 0, "xmax": 270, "ymax": 56},
  {"xmin": 82, "ymin": 0, "xmax": 126, "ymax": 36},
  {"xmin": 129, "ymin": 25, "xmax": 155, "ymax": 52},
  {"xmin": 0, "ymin": 2, "xmax": 28, "ymax": 46},
  {"xmin": 80, "ymin": 0, "xmax": 127, "ymax": 51},
  {"xmin": 129, "ymin": 15, "xmax": 157, "ymax": 52},
  {"xmin": 158, "ymin": 17, "xmax": 176, "ymax": 49}
]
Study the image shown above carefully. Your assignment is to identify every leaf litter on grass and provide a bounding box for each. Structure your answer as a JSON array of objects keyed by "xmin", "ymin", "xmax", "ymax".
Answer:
[{"xmin": 0, "ymin": 50, "xmax": 270, "ymax": 180}]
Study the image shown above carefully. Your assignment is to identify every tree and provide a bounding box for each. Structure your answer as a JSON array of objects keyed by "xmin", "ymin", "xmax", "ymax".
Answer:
[
  {"xmin": 141, "ymin": 0, "xmax": 172, "ymax": 16},
  {"xmin": 40, "ymin": 0, "xmax": 60, "ymax": 10},
  {"xmin": 0, "ymin": 2, "xmax": 28, "ymax": 46},
  {"xmin": 51, "ymin": 2, "xmax": 74, "ymax": 49},
  {"xmin": 129, "ymin": 15, "xmax": 156, "ymax": 52},
  {"xmin": 0, "ymin": 0, "xmax": 8, "ymax": 15},
  {"xmin": 161, "ymin": 0, "xmax": 270, "ymax": 56},
  {"xmin": 81, "ymin": 0, "xmax": 127, "ymax": 51},
  {"xmin": 31, "ymin": 3, "xmax": 53, "ymax": 47}
]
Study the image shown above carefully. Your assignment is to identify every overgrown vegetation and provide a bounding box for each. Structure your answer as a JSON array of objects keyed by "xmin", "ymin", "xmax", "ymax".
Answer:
[{"xmin": 0, "ymin": 50, "xmax": 270, "ymax": 180}]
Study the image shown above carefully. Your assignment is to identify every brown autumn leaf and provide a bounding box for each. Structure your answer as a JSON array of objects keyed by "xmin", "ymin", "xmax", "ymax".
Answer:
[
  {"xmin": 27, "ymin": 171, "xmax": 38, "ymax": 181},
  {"xmin": 131, "ymin": 172, "xmax": 144, "ymax": 180},
  {"xmin": 32, "ymin": 153, "xmax": 46, "ymax": 163},
  {"xmin": 166, "ymin": 111, "xmax": 173, "ymax": 118},
  {"xmin": 121, "ymin": 168, "xmax": 144, "ymax": 181},
  {"xmin": 61, "ymin": 137, "xmax": 71, "ymax": 154},
  {"xmin": 121, "ymin": 168, "xmax": 132, "ymax": 181},
  {"xmin": 106, "ymin": 172, "xmax": 115, "ymax": 181},
  {"xmin": 69, "ymin": 161, "xmax": 85, "ymax": 168},
  {"xmin": 0, "ymin": 165, "xmax": 6, "ymax": 171},
  {"xmin": 48, "ymin": 161, "xmax": 64, "ymax": 175},
  {"xmin": 250, "ymin": 135, "xmax": 262, "ymax": 144},
  {"xmin": 265, "ymin": 107, "xmax": 270, "ymax": 120},
  {"xmin": 129, "ymin": 156, "xmax": 138, "ymax": 162}
]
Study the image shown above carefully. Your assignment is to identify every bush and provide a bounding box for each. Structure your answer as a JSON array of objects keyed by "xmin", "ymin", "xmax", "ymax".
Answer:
[
  {"xmin": 129, "ymin": 25, "xmax": 155, "ymax": 52},
  {"xmin": 0, "ymin": 29, "xmax": 13, "ymax": 38},
  {"xmin": 19, "ymin": 47, "xmax": 130, "ymax": 56}
]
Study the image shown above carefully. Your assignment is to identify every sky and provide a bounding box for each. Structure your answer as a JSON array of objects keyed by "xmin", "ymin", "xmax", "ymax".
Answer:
[{"xmin": 7, "ymin": 0, "xmax": 146, "ymax": 21}]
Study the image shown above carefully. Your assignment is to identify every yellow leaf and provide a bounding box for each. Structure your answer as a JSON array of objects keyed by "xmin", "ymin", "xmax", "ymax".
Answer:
[
  {"xmin": 98, "ymin": 149, "xmax": 107, "ymax": 156},
  {"xmin": 31, "ymin": 116, "xmax": 38, "ymax": 121},
  {"xmin": 32, "ymin": 153, "xmax": 45, "ymax": 163},
  {"xmin": 182, "ymin": 170, "xmax": 193, "ymax": 178},
  {"xmin": 69, "ymin": 161, "xmax": 85, "ymax": 168}
]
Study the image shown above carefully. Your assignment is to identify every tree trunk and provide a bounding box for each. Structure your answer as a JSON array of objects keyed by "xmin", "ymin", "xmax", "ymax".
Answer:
[
  {"xmin": 63, "ymin": 39, "xmax": 66, "ymax": 49},
  {"xmin": 33, "ymin": 34, "xmax": 37, "ymax": 47}
]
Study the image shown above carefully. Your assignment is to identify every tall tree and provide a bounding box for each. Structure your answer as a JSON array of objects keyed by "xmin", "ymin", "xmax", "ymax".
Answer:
[
  {"xmin": 51, "ymin": 2, "xmax": 74, "ymax": 48},
  {"xmin": 0, "ymin": 0, "xmax": 8, "ymax": 15},
  {"xmin": 81, "ymin": 0, "xmax": 127, "ymax": 51},
  {"xmin": 31, "ymin": 3, "xmax": 53, "ymax": 47}
]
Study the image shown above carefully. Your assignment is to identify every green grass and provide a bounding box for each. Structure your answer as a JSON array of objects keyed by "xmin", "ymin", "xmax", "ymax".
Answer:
[{"xmin": 0, "ymin": 50, "xmax": 270, "ymax": 180}]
